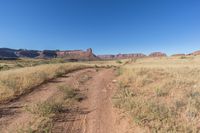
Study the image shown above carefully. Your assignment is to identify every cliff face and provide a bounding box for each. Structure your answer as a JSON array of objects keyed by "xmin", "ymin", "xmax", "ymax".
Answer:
[
  {"xmin": 16, "ymin": 50, "xmax": 40, "ymax": 58},
  {"xmin": 0, "ymin": 48, "xmax": 18, "ymax": 58},
  {"xmin": 0, "ymin": 48, "xmax": 98, "ymax": 60},
  {"xmin": 56, "ymin": 48, "xmax": 98, "ymax": 60},
  {"xmin": 191, "ymin": 50, "xmax": 200, "ymax": 56},
  {"xmin": 98, "ymin": 52, "xmax": 168, "ymax": 60}
]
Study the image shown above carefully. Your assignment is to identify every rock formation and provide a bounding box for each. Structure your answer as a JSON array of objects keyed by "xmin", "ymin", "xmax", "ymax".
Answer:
[
  {"xmin": 16, "ymin": 50, "xmax": 40, "ymax": 58},
  {"xmin": 0, "ymin": 48, "xmax": 98, "ymax": 61},
  {"xmin": 56, "ymin": 48, "xmax": 98, "ymax": 60},
  {"xmin": 191, "ymin": 50, "xmax": 200, "ymax": 56}
]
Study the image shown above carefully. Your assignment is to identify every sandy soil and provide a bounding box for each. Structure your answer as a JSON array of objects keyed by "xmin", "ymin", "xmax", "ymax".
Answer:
[{"xmin": 0, "ymin": 68, "xmax": 134, "ymax": 133}]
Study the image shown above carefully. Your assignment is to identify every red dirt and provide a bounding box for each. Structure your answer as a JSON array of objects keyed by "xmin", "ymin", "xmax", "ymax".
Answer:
[{"xmin": 0, "ymin": 68, "xmax": 134, "ymax": 133}]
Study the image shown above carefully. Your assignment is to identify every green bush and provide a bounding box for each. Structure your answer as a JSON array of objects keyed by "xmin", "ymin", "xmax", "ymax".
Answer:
[{"xmin": 116, "ymin": 60, "xmax": 122, "ymax": 64}]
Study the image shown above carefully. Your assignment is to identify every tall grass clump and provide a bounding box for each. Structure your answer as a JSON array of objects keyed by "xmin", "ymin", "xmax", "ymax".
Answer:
[
  {"xmin": 113, "ymin": 56, "xmax": 200, "ymax": 132},
  {"xmin": 24, "ymin": 84, "xmax": 86, "ymax": 132},
  {"xmin": 0, "ymin": 63, "xmax": 91, "ymax": 103},
  {"xmin": 26, "ymin": 101, "xmax": 63, "ymax": 117},
  {"xmin": 59, "ymin": 85, "xmax": 87, "ymax": 102}
]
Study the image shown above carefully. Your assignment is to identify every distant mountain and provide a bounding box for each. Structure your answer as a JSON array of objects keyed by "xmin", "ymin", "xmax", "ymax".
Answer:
[
  {"xmin": 190, "ymin": 50, "xmax": 200, "ymax": 56},
  {"xmin": 0, "ymin": 48, "xmax": 18, "ymax": 58},
  {"xmin": 97, "ymin": 51, "xmax": 170, "ymax": 60},
  {"xmin": 2, "ymin": 48, "xmax": 200, "ymax": 61},
  {"xmin": 149, "ymin": 52, "xmax": 167, "ymax": 57},
  {"xmin": 0, "ymin": 48, "xmax": 99, "ymax": 60}
]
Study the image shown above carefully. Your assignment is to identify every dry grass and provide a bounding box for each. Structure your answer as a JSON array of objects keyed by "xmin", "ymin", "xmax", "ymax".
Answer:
[
  {"xmin": 0, "ymin": 63, "xmax": 92, "ymax": 103},
  {"xmin": 23, "ymin": 84, "xmax": 83, "ymax": 132},
  {"xmin": 0, "ymin": 58, "xmax": 69, "ymax": 71},
  {"xmin": 0, "ymin": 59, "xmax": 115, "ymax": 132},
  {"xmin": 113, "ymin": 56, "xmax": 200, "ymax": 132},
  {"xmin": 25, "ymin": 100, "xmax": 63, "ymax": 117},
  {"xmin": 58, "ymin": 85, "xmax": 87, "ymax": 102}
]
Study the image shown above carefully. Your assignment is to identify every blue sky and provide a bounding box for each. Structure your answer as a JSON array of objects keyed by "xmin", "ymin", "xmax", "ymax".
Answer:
[{"xmin": 0, "ymin": 0, "xmax": 200, "ymax": 55}]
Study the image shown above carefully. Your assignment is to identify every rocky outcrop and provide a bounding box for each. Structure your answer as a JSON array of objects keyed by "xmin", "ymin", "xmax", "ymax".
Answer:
[
  {"xmin": 0, "ymin": 48, "xmax": 18, "ymax": 58},
  {"xmin": 56, "ymin": 48, "xmax": 98, "ymax": 60},
  {"xmin": 42, "ymin": 50, "xmax": 57, "ymax": 58},
  {"xmin": 0, "ymin": 48, "xmax": 98, "ymax": 61},
  {"xmin": 98, "ymin": 53, "xmax": 146, "ymax": 60},
  {"xmin": 116, "ymin": 53, "xmax": 146, "ymax": 59},
  {"xmin": 149, "ymin": 52, "xmax": 167, "ymax": 57},
  {"xmin": 16, "ymin": 50, "xmax": 40, "ymax": 58},
  {"xmin": 191, "ymin": 50, "xmax": 200, "ymax": 56}
]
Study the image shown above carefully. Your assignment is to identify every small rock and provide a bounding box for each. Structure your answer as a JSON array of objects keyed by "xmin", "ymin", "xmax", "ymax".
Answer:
[{"xmin": 112, "ymin": 80, "xmax": 117, "ymax": 83}]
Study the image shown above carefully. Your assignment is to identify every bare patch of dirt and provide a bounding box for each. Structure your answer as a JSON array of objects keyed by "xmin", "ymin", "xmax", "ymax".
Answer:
[
  {"xmin": 52, "ymin": 69, "xmax": 116, "ymax": 133},
  {"xmin": 0, "ymin": 69, "xmax": 95, "ymax": 132},
  {"xmin": 0, "ymin": 68, "xmax": 134, "ymax": 133}
]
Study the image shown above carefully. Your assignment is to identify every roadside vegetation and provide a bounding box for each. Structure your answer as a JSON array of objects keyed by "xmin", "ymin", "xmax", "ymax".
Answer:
[
  {"xmin": 0, "ymin": 58, "xmax": 122, "ymax": 71},
  {"xmin": 0, "ymin": 63, "xmax": 92, "ymax": 103},
  {"xmin": 23, "ymin": 85, "xmax": 83, "ymax": 132},
  {"xmin": 0, "ymin": 58, "xmax": 68, "ymax": 71},
  {"xmin": 113, "ymin": 56, "xmax": 200, "ymax": 132},
  {"xmin": 0, "ymin": 58, "xmax": 121, "ymax": 103}
]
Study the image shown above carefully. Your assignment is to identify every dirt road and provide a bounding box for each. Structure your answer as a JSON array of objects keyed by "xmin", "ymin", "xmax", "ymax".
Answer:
[{"xmin": 0, "ymin": 68, "xmax": 133, "ymax": 133}]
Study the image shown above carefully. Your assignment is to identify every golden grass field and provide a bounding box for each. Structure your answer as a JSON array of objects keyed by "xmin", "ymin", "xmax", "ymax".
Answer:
[
  {"xmin": 2, "ymin": 56, "xmax": 200, "ymax": 132},
  {"xmin": 0, "ymin": 59, "xmax": 120, "ymax": 132},
  {"xmin": 0, "ymin": 62, "xmax": 94, "ymax": 103},
  {"xmin": 0, "ymin": 58, "xmax": 77, "ymax": 71},
  {"xmin": 113, "ymin": 55, "xmax": 200, "ymax": 132},
  {"xmin": 0, "ymin": 58, "xmax": 120, "ymax": 103}
]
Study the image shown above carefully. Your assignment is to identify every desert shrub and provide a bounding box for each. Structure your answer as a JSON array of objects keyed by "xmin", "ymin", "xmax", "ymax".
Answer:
[
  {"xmin": 59, "ymin": 85, "xmax": 76, "ymax": 99},
  {"xmin": 58, "ymin": 85, "xmax": 87, "ymax": 101},
  {"xmin": 116, "ymin": 60, "xmax": 122, "ymax": 64},
  {"xmin": 26, "ymin": 101, "xmax": 63, "ymax": 117},
  {"xmin": 79, "ymin": 75, "xmax": 91, "ymax": 84},
  {"xmin": 174, "ymin": 100, "xmax": 186, "ymax": 109},
  {"xmin": 112, "ymin": 87, "xmax": 135, "ymax": 109},
  {"xmin": 1, "ymin": 76, "xmax": 19, "ymax": 91},
  {"xmin": 16, "ymin": 63, "xmax": 24, "ymax": 68},
  {"xmin": 0, "ymin": 65, "xmax": 10, "ymax": 71},
  {"xmin": 55, "ymin": 66, "xmax": 66, "ymax": 77},
  {"xmin": 131, "ymin": 58, "xmax": 137, "ymax": 63},
  {"xmin": 17, "ymin": 121, "xmax": 53, "ymax": 133},
  {"xmin": 74, "ymin": 93, "xmax": 87, "ymax": 102},
  {"xmin": 155, "ymin": 87, "xmax": 169, "ymax": 97},
  {"xmin": 94, "ymin": 64, "xmax": 98, "ymax": 68},
  {"xmin": 0, "ymin": 63, "xmax": 91, "ymax": 102},
  {"xmin": 115, "ymin": 67, "xmax": 123, "ymax": 76},
  {"xmin": 113, "ymin": 59, "xmax": 200, "ymax": 132},
  {"xmin": 180, "ymin": 56, "xmax": 187, "ymax": 59},
  {"xmin": 113, "ymin": 85, "xmax": 197, "ymax": 132}
]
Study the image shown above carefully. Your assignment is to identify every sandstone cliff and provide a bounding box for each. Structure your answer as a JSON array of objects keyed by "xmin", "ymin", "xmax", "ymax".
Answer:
[
  {"xmin": 0, "ymin": 48, "xmax": 98, "ymax": 61},
  {"xmin": 191, "ymin": 50, "xmax": 200, "ymax": 56}
]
